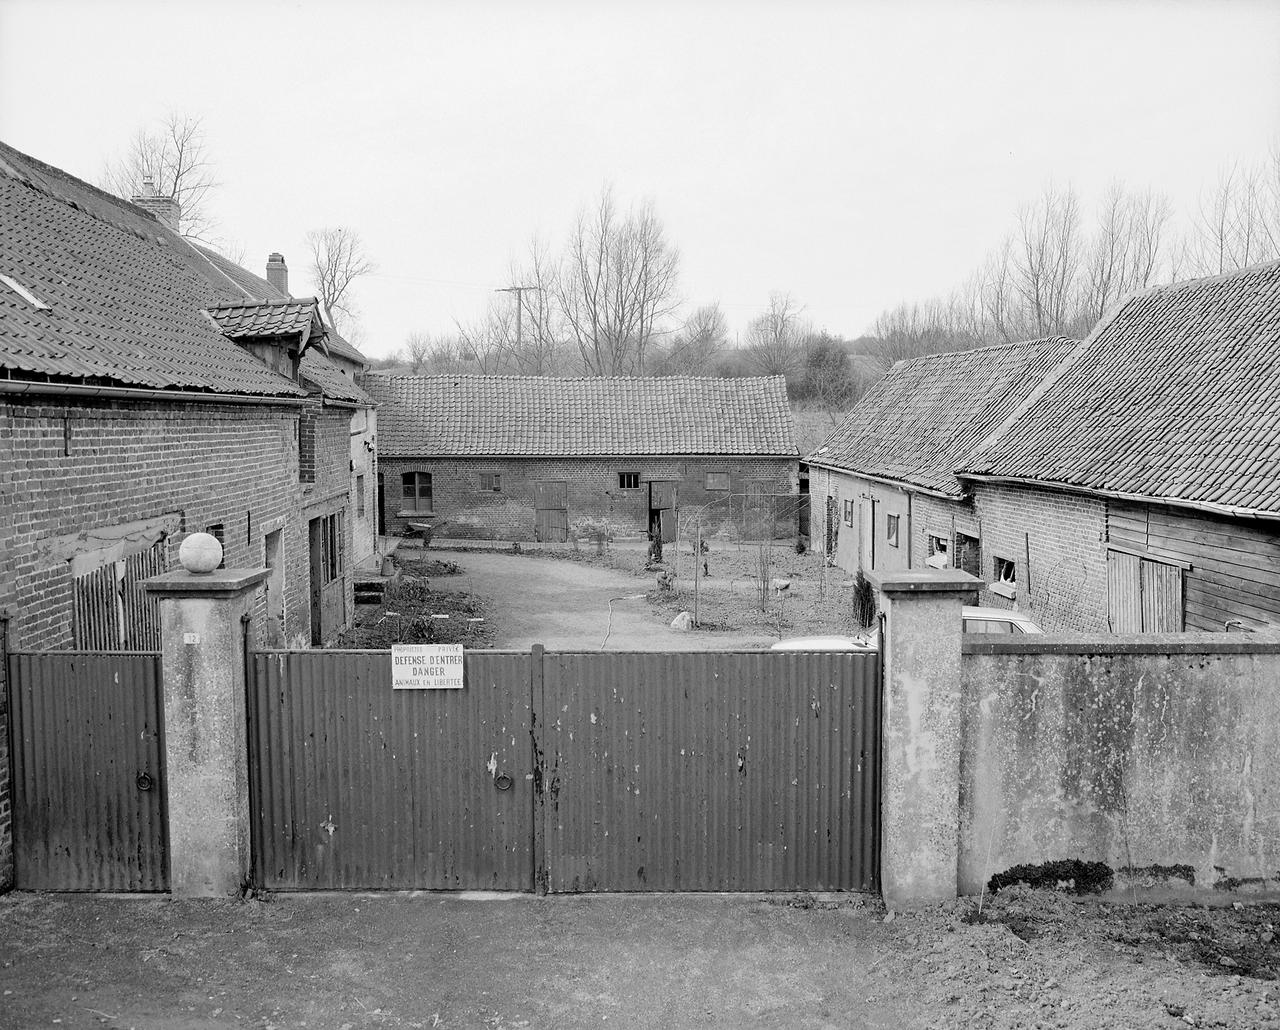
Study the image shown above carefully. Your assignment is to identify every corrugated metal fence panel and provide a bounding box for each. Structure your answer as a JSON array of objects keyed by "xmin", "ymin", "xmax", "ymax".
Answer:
[
  {"xmin": 7, "ymin": 652, "xmax": 167, "ymax": 891},
  {"xmin": 541, "ymin": 650, "xmax": 879, "ymax": 893},
  {"xmin": 250, "ymin": 650, "xmax": 533, "ymax": 890}
]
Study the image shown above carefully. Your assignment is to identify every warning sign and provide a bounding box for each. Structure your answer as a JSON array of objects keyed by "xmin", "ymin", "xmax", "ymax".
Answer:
[{"xmin": 391, "ymin": 644, "xmax": 465, "ymax": 690}]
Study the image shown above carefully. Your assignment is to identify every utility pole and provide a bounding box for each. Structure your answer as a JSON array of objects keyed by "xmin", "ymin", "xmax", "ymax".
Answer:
[{"xmin": 495, "ymin": 285, "xmax": 540, "ymax": 351}]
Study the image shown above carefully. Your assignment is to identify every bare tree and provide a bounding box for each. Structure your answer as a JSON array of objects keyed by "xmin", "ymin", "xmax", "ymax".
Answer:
[
  {"xmin": 1013, "ymin": 184, "xmax": 1084, "ymax": 338},
  {"xmin": 307, "ymin": 227, "xmax": 376, "ymax": 334},
  {"xmin": 100, "ymin": 112, "xmax": 219, "ymax": 239},
  {"xmin": 557, "ymin": 186, "xmax": 681, "ymax": 375},
  {"xmin": 403, "ymin": 332, "xmax": 433, "ymax": 374},
  {"xmin": 743, "ymin": 292, "xmax": 810, "ymax": 378},
  {"xmin": 653, "ymin": 303, "xmax": 727, "ymax": 375},
  {"xmin": 500, "ymin": 237, "xmax": 564, "ymax": 375},
  {"xmin": 456, "ymin": 300, "xmax": 518, "ymax": 374},
  {"xmin": 1186, "ymin": 157, "xmax": 1280, "ymax": 276},
  {"xmin": 1080, "ymin": 184, "xmax": 1172, "ymax": 325}
]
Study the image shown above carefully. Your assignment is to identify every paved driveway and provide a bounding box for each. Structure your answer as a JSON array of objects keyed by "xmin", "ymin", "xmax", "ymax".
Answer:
[{"xmin": 443, "ymin": 549, "xmax": 774, "ymax": 651}]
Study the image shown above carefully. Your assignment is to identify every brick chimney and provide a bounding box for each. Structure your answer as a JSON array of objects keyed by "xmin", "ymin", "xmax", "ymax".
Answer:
[
  {"xmin": 130, "ymin": 175, "xmax": 181, "ymax": 232},
  {"xmin": 266, "ymin": 253, "xmax": 289, "ymax": 297}
]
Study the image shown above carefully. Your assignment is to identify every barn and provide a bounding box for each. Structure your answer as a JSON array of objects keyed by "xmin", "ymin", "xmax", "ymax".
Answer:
[{"xmin": 364, "ymin": 374, "xmax": 799, "ymax": 543}]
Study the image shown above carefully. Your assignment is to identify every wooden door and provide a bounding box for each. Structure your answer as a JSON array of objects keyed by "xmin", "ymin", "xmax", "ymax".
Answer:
[
  {"xmin": 534, "ymin": 482, "xmax": 569, "ymax": 542},
  {"xmin": 308, "ymin": 517, "xmax": 324, "ymax": 645}
]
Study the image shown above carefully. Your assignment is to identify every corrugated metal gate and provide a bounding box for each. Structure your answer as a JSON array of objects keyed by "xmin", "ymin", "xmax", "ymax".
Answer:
[
  {"xmin": 248, "ymin": 647, "xmax": 880, "ymax": 893},
  {"xmin": 249, "ymin": 650, "xmax": 533, "ymax": 890},
  {"xmin": 6, "ymin": 652, "xmax": 168, "ymax": 890}
]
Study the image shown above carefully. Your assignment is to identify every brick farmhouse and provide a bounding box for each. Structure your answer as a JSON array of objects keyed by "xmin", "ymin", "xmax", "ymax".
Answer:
[
  {"xmin": 0, "ymin": 139, "xmax": 375, "ymax": 655},
  {"xmin": 810, "ymin": 260, "xmax": 1280, "ymax": 634},
  {"xmin": 365, "ymin": 374, "xmax": 799, "ymax": 543}
]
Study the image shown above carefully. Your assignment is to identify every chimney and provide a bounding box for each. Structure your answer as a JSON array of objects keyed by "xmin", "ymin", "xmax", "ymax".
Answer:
[
  {"xmin": 130, "ymin": 176, "xmax": 181, "ymax": 233},
  {"xmin": 266, "ymin": 253, "xmax": 290, "ymax": 297}
]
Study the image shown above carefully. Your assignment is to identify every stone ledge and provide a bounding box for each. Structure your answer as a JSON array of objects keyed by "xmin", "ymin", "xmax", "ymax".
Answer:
[
  {"xmin": 869, "ymin": 569, "xmax": 981, "ymax": 595},
  {"xmin": 144, "ymin": 568, "xmax": 269, "ymax": 595}
]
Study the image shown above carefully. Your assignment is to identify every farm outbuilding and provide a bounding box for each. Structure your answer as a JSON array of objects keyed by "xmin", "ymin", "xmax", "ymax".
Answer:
[{"xmin": 364, "ymin": 374, "xmax": 800, "ymax": 544}]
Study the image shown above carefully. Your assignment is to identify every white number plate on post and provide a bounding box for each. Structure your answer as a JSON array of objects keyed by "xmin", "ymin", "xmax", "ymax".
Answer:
[{"xmin": 391, "ymin": 644, "xmax": 465, "ymax": 689}]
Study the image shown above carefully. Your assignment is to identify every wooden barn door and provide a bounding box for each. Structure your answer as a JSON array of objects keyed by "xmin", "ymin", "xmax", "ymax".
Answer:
[{"xmin": 534, "ymin": 481, "xmax": 569, "ymax": 542}]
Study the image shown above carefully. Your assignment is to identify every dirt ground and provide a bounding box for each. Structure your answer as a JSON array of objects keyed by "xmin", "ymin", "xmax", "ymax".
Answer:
[
  {"xmin": 1, "ymin": 888, "xmax": 1275, "ymax": 1029},
  {"xmin": 360, "ymin": 540, "xmax": 866, "ymax": 651}
]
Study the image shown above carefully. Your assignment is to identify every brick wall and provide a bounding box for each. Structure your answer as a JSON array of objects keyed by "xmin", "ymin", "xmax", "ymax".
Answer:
[
  {"xmin": 0, "ymin": 614, "xmax": 9, "ymax": 891},
  {"xmin": 969, "ymin": 482, "xmax": 1109, "ymax": 631},
  {"xmin": 301, "ymin": 406, "xmax": 357, "ymax": 644},
  {"xmin": 0, "ymin": 396, "xmax": 357, "ymax": 651},
  {"xmin": 379, "ymin": 455, "xmax": 799, "ymax": 542},
  {"xmin": 807, "ymin": 473, "xmax": 1108, "ymax": 632}
]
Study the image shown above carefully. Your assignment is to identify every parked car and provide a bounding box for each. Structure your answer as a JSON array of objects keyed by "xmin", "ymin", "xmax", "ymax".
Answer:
[{"xmin": 770, "ymin": 607, "xmax": 1042, "ymax": 650}]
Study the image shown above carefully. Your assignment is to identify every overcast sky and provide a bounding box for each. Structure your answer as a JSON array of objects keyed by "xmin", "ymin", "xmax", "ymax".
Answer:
[{"xmin": 3, "ymin": 0, "xmax": 1279, "ymax": 359}]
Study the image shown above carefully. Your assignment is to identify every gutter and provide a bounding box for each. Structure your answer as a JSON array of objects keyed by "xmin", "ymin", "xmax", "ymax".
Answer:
[
  {"xmin": 321, "ymin": 397, "xmax": 369, "ymax": 410},
  {"xmin": 0, "ymin": 379, "xmax": 307, "ymax": 407},
  {"xmin": 958, "ymin": 472, "xmax": 1280, "ymax": 523}
]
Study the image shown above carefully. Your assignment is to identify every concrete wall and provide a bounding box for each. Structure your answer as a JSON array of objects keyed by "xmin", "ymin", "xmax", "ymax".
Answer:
[
  {"xmin": 380, "ymin": 455, "xmax": 799, "ymax": 542},
  {"xmin": 959, "ymin": 636, "xmax": 1280, "ymax": 895}
]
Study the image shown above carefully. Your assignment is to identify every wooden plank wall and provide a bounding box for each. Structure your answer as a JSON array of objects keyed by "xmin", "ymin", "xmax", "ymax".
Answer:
[{"xmin": 1109, "ymin": 501, "xmax": 1280, "ymax": 631}]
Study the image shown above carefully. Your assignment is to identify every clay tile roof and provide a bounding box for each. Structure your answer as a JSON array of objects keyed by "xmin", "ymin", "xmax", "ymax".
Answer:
[
  {"xmin": 206, "ymin": 298, "xmax": 322, "ymax": 340},
  {"xmin": 299, "ymin": 349, "xmax": 372, "ymax": 405},
  {"xmin": 962, "ymin": 260, "xmax": 1280, "ymax": 517},
  {"xmin": 194, "ymin": 244, "xmax": 368, "ymax": 366},
  {"xmin": 364, "ymin": 374, "xmax": 797, "ymax": 457},
  {"xmin": 0, "ymin": 140, "xmax": 303, "ymax": 397},
  {"xmin": 809, "ymin": 337, "xmax": 1077, "ymax": 497}
]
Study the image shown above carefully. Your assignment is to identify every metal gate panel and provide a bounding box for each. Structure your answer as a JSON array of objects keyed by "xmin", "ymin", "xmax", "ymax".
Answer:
[
  {"xmin": 8, "ymin": 652, "xmax": 167, "ymax": 891},
  {"xmin": 249, "ymin": 650, "xmax": 534, "ymax": 890},
  {"xmin": 539, "ymin": 650, "xmax": 879, "ymax": 893}
]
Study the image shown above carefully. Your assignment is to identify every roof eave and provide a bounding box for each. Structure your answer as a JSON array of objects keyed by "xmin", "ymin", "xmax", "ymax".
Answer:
[
  {"xmin": 958, "ymin": 472, "xmax": 1280, "ymax": 523},
  {"xmin": 804, "ymin": 459, "xmax": 964, "ymax": 501}
]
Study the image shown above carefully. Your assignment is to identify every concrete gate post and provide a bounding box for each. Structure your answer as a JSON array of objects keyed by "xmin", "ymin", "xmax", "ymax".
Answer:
[
  {"xmin": 873, "ymin": 569, "xmax": 979, "ymax": 910},
  {"xmin": 145, "ymin": 538, "xmax": 267, "ymax": 898}
]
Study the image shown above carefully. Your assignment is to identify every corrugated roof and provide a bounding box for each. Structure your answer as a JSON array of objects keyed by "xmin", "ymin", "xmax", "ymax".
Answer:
[
  {"xmin": 365, "ymin": 374, "xmax": 797, "ymax": 457},
  {"xmin": 809, "ymin": 337, "xmax": 1076, "ymax": 497},
  {"xmin": 0, "ymin": 141, "xmax": 304, "ymax": 397},
  {"xmin": 963, "ymin": 261, "xmax": 1280, "ymax": 516}
]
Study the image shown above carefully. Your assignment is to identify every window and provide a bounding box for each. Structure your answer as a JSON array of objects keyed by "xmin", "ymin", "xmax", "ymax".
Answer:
[
  {"xmin": 886, "ymin": 513, "xmax": 900, "ymax": 548},
  {"xmin": 356, "ymin": 475, "xmax": 366, "ymax": 516},
  {"xmin": 479, "ymin": 472, "xmax": 502, "ymax": 493},
  {"xmin": 319, "ymin": 511, "xmax": 345, "ymax": 585},
  {"xmin": 401, "ymin": 472, "xmax": 432, "ymax": 513},
  {"xmin": 926, "ymin": 533, "xmax": 949, "ymax": 569},
  {"xmin": 954, "ymin": 532, "xmax": 981, "ymax": 577},
  {"xmin": 705, "ymin": 472, "xmax": 730, "ymax": 492},
  {"xmin": 992, "ymin": 556, "xmax": 1017, "ymax": 599},
  {"xmin": 618, "ymin": 472, "xmax": 640, "ymax": 490}
]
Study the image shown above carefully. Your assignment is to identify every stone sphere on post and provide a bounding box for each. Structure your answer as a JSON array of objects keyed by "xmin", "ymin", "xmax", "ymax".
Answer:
[{"xmin": 178, "ymin": 532, "xmax": 223, "ymax": 574}]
